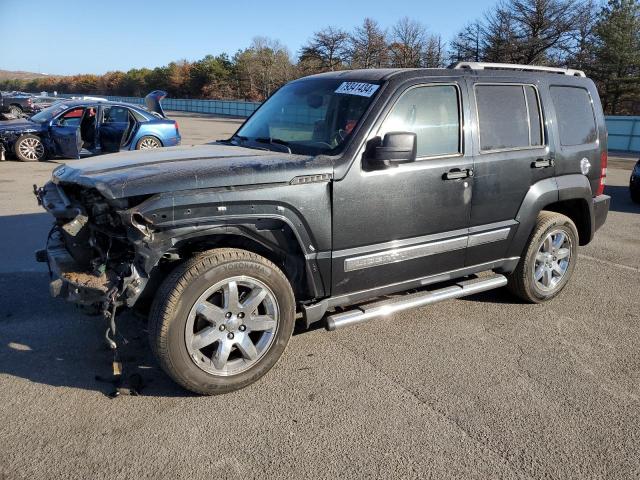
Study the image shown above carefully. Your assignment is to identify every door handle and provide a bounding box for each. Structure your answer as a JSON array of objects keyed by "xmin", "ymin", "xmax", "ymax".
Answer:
[
  {"xmin": 531, "ymin": 158, "xmax": 554, "ymax": 168},
  {"xmin": 443, "ymin": 168, "xmax": 473, "ymax": 180}
]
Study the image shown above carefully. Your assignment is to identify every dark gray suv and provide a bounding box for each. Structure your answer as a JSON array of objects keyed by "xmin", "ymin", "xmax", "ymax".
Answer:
[{"xmin": 36, "ymin": 62, "xmax": 610, "ymax": 394}]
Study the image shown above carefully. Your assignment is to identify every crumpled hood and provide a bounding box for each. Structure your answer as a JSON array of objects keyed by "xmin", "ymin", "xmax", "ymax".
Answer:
[{"xmin": 52, "ymin": 143, "xmax": 333, "ymax": 199}]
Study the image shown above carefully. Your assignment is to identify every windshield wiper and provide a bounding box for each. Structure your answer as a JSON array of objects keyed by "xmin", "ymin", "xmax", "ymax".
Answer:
[
  {"xmin": 223, "ymin": 134, "xmax": 272, "ymax": 151},
  {"xmin": 227, "ymin": 134, "xmax": 247, "ymax": 145},
  {"xmin": 254, "ymin": 137, "xmax": 292, "ymax": 154}
]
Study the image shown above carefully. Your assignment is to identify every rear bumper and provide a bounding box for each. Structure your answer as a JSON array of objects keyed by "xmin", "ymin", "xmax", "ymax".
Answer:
[
  {"xmin": 164, "ymin": 135, "xmax": 181, "ymax": 147},
  {"xmin": 593, "ymin": 194, "xmax": 610, "ymax": 232}
]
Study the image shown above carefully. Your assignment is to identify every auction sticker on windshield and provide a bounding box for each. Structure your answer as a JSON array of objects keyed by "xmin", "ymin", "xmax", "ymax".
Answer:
[{"xmin": 335, "ymin": 82, "xmax": 380, "ymax": 97}]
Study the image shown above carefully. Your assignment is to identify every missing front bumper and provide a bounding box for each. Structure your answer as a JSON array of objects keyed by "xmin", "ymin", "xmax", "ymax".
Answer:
[{"xmin": 37, "ymin": 236, "xmax": 118, "ymax": 306}]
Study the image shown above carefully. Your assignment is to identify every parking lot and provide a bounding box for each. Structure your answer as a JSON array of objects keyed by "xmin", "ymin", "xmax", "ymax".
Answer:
[{"xmin": 0, "ymin": 112, "xmax": 639, "ymax": 479}]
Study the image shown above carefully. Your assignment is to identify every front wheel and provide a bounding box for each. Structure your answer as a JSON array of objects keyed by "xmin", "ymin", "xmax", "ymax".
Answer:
[
  {"xmin": 14, "ymin": 134, "xmax": 46, "ymax": 162},
  {"xmin": 149, "ymin": 249, "xmax": 295, "ymax": 395},
  {"xmin": 507, "ymin": 212, "xmax": 578, "ymax": 303}
]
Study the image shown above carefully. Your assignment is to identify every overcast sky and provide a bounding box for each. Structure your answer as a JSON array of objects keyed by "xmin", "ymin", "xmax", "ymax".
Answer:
[{"xmin": 0, "ymin": 0, "xmax": 493, "ymax": 75}]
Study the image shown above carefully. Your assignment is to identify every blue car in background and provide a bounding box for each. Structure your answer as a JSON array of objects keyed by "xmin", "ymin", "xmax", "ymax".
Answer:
[{"xmin": 0, "ymin": 91, "xmax": 180, "ymax": 161}]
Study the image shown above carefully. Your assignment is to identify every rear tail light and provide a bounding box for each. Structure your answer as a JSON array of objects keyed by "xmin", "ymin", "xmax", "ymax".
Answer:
[
  {"xmin": 175, "ymin": 121, "xmax": 179, "ymax": 135},
  {"xmin": 596, "ymin": 150, "xmax": 607, "ymax": 196},
  {"xmin": 27, "ymin": 98, "xmax": 32, "ymax": 105}
]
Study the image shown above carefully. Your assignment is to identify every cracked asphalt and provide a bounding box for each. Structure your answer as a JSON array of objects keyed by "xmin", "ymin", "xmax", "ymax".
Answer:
[{"xmin": 0, "ymin": 112, "xmax": 639, "ymax": 479}]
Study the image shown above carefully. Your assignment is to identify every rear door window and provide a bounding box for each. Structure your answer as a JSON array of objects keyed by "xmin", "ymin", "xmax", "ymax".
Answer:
[
  {"xmin": 102, "ymin": 106, "xmax": 130, "ymax": 123},
  {"xmin": 475, "ymin": 84, "xmax": 544, "ymax": 151},
  {"xmin": 549, "ymin": 86, "xmax": 597, "ymax": 146},
  {"xmin": 378, "ymin": 84, "xmax": 461, "ymax": 158}
]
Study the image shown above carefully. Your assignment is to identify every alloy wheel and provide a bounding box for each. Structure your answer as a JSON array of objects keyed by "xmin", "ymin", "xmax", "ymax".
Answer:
[
  {"xmin": 18, "ymin": 137, "xmax": 44, "ymax": 160},
  {"xmin": 184, "ymin": 276, "xmax": 279, "ymax": 376},
  {"xmin": 139, "ymin": 137, "xmax": 160, "ymax": 149},
  {"xmin": 533, "ymin": 229, "xmax": 572, "ymax": 292}
]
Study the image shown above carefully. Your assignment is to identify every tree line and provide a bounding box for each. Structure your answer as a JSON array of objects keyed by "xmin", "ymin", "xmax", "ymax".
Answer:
[{"xmin": 1, "ymin": 0, "xmax": 638, "ymax": 114}]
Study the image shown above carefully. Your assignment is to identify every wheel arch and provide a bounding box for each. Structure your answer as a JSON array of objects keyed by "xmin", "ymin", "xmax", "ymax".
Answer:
[
  {"xmin": 172, "ymin": 224, "xmax": 314, "ymax": 300},
  {"xmin": 508, "ymin": 175, "xmax": 594, "ymax": 257},
  {"xmin": 136, "ymin": 216, "xmax": 327, "ymax": 306},
  {"xmin": 542, "ymin": 198, "xmax": 592, "ymax": 246}
]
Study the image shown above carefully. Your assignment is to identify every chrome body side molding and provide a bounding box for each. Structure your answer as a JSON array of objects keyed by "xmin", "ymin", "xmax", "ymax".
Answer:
[
  {"xmin": 344, "ymin": 236, "xmax": 467, "ymax": 272},
  {"xmin": 343, "ymin": 226, "xmax": 513, "ymax": 272}
]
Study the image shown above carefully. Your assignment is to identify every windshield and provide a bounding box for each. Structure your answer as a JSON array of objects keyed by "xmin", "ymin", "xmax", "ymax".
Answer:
[
  {"xmin": 30, "ymin": 102, "xmax": 70, "ymax": 122},
  {"xmin": 234, "ymin": 78, "xmax": 381, "ymax": 155}
]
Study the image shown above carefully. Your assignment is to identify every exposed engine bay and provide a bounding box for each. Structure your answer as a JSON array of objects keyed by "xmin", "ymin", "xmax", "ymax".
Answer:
[{"xmin": 34, "ymin": 181, "xmax": 149, "ymax": 316}]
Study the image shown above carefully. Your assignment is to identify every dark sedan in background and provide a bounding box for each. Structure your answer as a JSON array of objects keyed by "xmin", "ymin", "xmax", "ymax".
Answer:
[{"xmin": 0, "ymin": 91, "xmax": 180, "ymax": 161}]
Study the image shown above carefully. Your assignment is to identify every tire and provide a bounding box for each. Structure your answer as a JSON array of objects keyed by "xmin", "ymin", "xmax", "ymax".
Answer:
[
  {"xmin": 507, "ymin": 211, "xmax": 578, "ymax": 303},
  {"xmin": 14, "ymin": 134, "xmax": 46, "ymax": 162},
  {"xmin": 136, "ymin": 135, "xmax": 162, "ymax": 150},
  {"xmin": 149, "ymin": 248, "xmax": 296, "ymax": 395},
  {"xmin": 631, "ymin": 184, "xmax": 640, "ymax": 204},
  {"xmin": 9, "ymin": 105, "xmax": 22, "ymax": 116}
]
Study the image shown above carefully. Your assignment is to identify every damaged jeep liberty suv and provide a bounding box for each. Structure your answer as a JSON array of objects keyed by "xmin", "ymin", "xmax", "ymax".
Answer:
[{"xmin": 35, "ymin": 62, "xmax": 610, "ymax": 394}]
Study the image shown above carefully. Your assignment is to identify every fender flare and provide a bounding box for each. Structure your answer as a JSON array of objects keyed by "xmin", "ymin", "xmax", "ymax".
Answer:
[
  {"xmin": 507, "ymin": 174, "xmax": 593, "ymax": 258},
  {"xmin": 130, "ymin": 196, "xmax": 330, "ymax": 299}
]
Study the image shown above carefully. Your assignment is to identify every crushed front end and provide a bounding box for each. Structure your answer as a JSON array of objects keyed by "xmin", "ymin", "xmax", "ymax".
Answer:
[{"xmin": 34, "ymin": 181, "xmax": 148, "ymax": 315}]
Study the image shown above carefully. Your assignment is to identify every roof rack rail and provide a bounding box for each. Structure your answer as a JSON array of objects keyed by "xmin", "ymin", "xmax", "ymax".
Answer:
[{"xmin": 451, "ymin": 61, "xmax": 586, "ymax": 77}]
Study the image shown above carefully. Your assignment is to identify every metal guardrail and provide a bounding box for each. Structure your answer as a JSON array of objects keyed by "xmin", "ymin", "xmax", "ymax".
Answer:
[
  {"xmin": 50, "ymin": 94, "xmax": 640, "ymax": 154},
  {"xmin": 57, "ymin": 93, "xmax": 261, "ymax": 117},
  {"xmin": 605, "ymin": 116, "xmax": 640, "ymax": 153}
]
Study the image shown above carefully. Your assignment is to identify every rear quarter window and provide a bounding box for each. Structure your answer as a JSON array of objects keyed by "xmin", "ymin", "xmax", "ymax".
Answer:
[
  {"xmin": 131, "ymin": 108, "xmax": 149, "ymax": 122},
  {"xmin": 549, "ymin": 86, "xmax": 597, "ymax": 146}
]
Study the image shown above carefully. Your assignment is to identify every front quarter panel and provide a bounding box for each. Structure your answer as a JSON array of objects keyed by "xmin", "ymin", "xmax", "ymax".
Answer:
[{"xmin": 130, "ymin": 181, "xmax": 332, "ymax": 298}]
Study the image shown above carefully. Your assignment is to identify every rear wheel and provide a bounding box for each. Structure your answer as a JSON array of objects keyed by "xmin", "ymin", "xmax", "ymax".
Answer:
[
  {"xmin": 149, "ymin": 249, "xmax": 295, "ymax": 395},
  {"xmin": 508, "ymin": 212, "xmax": 578, "ymax": 303},
  {"xmin": 14, "ymin": 134, "xmax": 46, "ymax": 162},
  {"xmin": 136, "ymin": 136, "xmax": 161, "ymax": 150}
]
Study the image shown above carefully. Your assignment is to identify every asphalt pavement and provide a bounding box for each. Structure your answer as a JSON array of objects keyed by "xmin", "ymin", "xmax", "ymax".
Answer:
[{"xmin": 0, "ymin": 112, "xmax": 639, "ymax": 479}]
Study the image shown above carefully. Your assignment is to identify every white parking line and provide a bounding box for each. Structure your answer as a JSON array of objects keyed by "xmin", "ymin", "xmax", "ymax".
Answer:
[{"xmin": 579, "ymin": 254, "xmax": 639, "ymax": 273}]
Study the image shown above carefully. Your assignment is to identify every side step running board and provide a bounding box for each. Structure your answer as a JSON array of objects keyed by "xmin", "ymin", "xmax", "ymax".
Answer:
[{"xmin": 325, "ymin": 274, "xmax": 507, "ymax": 331}]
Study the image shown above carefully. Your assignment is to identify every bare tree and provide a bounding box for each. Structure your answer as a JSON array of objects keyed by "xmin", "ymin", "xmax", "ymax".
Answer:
[
  {"xmin": 300, "ymin": 26, "xmax": 350, "ymax": 71},
  {"xmin": 235, "ymin": 37, "xmax": 294, "ymax": 100},
  {"xmin": 389, "ymin": 17, "xmax": 428, "ymax": 67},
  {"xmin": 349, "ymin": 18, "xmax": 389, "ymax": 68},
  {"xmin": 424, "ymin": 34, "xmax": 446, "ymax": 67},
  {"xmin": 449, "ymin": 22, "xmax": 482, "ymax": 63}
]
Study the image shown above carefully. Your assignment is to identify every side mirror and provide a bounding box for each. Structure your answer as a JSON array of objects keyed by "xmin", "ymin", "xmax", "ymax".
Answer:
[{"xmin": 370, "ymin": 132, "xmax": 417, "ymax": 168}]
